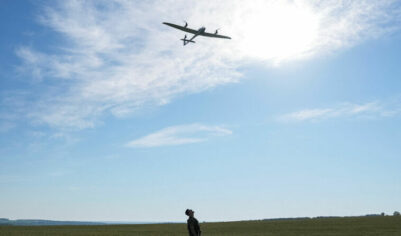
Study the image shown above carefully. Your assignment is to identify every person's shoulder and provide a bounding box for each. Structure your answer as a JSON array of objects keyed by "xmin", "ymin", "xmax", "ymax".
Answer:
[{"xmin": 190, "ymin": 217, "xmax": 199, "ymax": 224}]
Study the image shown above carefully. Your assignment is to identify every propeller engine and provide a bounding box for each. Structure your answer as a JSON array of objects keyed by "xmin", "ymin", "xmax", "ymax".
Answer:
[
  {"xmin": 183, "ymin": 21, "xmax": 188, "ymax": 28},
  {"xmin": 214, "ymin": 28, "xmax": 220, "ymax": 34}
]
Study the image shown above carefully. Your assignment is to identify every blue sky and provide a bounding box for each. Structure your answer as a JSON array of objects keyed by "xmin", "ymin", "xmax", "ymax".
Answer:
[{"xmin": 1, "ymin": 0, "xmax": 401, "ymax": 222}]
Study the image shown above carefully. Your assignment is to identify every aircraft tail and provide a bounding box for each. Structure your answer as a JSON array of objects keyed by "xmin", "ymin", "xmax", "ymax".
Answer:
[
  {"xmin": 180, "ymin": 35, "xmax": 195, "ymax": 46},
  {"xmin": 180, "ymin": 39, "xmax": 195, "ymax": 46}
]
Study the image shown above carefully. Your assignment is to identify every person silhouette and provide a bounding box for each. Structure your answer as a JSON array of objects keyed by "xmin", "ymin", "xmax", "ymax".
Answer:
[{"xmin": 185, "ymin": 209, "xmax": 201, "ymax": 236}]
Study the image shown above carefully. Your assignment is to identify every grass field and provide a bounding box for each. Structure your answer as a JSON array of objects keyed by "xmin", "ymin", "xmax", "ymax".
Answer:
[{"xmin": 1, "ymin": 216, "xmax": 400, "ymax": 236}]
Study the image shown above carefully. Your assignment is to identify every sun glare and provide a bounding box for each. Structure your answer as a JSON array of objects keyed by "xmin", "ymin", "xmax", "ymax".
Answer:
[{"xmin": 234, "ymin": 1, "xmax": 319, "ymax": 64}]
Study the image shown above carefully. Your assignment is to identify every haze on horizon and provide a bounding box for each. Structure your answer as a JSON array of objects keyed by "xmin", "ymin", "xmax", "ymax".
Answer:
[{"xmin": 0, "ymin": 0, "xmax": 401, "ymax": 222}]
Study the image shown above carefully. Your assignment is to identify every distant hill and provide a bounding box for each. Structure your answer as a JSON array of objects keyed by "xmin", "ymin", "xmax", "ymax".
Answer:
[
  {"xmin": 0, "ymin": 218, "xmax": 106, "ymax": 226},
  {"xmin": 0, "ymin": 213, "xmax": 396, "ymax": 226}
]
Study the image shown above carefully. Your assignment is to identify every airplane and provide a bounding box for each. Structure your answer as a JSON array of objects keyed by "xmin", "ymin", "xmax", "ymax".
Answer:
[{"xmin": 163, "ymin": 21, "xmax": 231, "ymax": 46}]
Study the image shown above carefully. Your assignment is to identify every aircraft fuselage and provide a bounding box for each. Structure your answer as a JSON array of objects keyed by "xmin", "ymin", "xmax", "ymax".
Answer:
[
  {"xmin": 184, "ymin": 27, "xmax": 206, "ymax": 45},
  {"xmin": 198, "ymin": 27, "xmax": 206, "ymax": 34}
]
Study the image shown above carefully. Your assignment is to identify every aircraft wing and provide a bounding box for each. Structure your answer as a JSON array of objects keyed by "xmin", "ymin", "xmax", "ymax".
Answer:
[
  {"xmin": 163, "ymin": 22, "xmax": 198, "ymax": 34},
  {"xmin": 201, "ymin": 32, "xmax": 231, "ymax": 39}
]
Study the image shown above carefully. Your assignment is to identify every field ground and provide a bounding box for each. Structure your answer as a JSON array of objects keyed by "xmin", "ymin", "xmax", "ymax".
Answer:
[{"xmin": 0, "ymin": 216, "xmax": 400, "ymax": 236}]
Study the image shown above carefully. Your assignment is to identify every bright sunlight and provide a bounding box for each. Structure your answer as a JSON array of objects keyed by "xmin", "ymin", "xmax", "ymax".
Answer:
[{"xmin": 232, "ymin": 1, "xmax": 319, "ymax": 64}]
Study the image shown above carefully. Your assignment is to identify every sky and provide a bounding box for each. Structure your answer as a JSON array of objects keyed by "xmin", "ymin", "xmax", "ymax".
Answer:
[{"xmin": 1, "ymin": 0, "xmax": 401, "ymax": 222}]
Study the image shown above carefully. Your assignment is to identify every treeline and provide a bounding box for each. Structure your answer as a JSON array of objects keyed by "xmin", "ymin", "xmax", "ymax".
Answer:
[{"xmin": 261, "ymin": 212, "xmax": 400, "ymax": 222}]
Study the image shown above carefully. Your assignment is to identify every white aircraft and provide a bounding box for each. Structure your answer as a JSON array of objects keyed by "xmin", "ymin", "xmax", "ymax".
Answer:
[{"xmin": 163, "ymin": 21, "xmax": 231, "ymax": 46}]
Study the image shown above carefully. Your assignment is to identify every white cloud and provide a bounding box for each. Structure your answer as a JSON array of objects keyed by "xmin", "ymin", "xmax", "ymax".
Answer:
[
  {"xmin": 13, "ymin": 0, "xmax": 401, "ymax": 129},
  {"xmin": 126, "ymin": 124, "xmax": 232, "ymax": 148},
  {"xmin": 279, "ymin": 101, "xmax": 401, "ymax": 122}
]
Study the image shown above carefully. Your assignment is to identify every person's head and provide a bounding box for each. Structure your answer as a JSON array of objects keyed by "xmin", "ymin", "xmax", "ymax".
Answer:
[{"xmin": 185, "ymin": 209, "xmax": 194, "ymax": 217}]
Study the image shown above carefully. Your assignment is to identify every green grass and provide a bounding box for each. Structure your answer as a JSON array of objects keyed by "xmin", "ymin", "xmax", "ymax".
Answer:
[{"xmin": 1, "ymin": 216, "xmax": 400, "ymax": 236}]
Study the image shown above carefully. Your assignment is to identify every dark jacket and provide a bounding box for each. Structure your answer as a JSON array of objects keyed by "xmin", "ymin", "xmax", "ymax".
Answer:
[{"xmin": 187, "ymin": 216, "xmax": 201, "ymax": 236}]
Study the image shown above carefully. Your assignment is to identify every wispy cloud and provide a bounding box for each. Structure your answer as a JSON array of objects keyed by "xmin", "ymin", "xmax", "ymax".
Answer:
[
  {"xmin": 0, "ymin": 174, "xmax": 32, "ymax": 184},
  {"xmin": 0, "ymin": 122, "xmax": 16, "ymax": 133},
  {"xmin": 11, "ymin": 0, "xmax": 401, "ymax": 130},
  {"xmin": 279, "ymin": 101, "xmax": 401, "ymax": 122},
  {"xmin": 48, "ymin": 170, "xmax": 71, "ymax": 177},
  {"xmin": 126, "ymin": 124, "xmax": 232, "ymax": 148}
]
